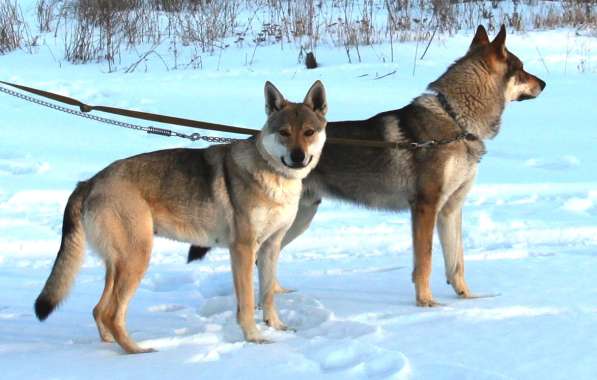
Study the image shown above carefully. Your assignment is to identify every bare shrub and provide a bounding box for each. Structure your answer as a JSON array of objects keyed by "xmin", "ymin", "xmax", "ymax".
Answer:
[
  {"xmin": 177, "ymin": 1, "xmax": 239, "ymax": 53},
  {"xmin": 0, "ymin": 0, "xmax": 32, "ymax": 54},
  {"xmin": 36, "ymin": 0, "xmax": 62, "ymax": 33}
]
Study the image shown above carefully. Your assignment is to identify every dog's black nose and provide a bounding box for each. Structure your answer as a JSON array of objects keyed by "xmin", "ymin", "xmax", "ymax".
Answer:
[
  {"xmin": 538, "ymin": 78, "xmax": 546, "ymax": 90},
  {"xmin": 290, "ymin": 148, "xmax": 306, "ymax": 164}
]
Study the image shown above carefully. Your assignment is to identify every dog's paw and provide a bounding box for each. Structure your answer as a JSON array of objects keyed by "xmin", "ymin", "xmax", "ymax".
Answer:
[
  {"xmin": 264, "ymin": 313, "xmax": 290, "ymax": 331},
  {"xmin": 415, "ymin": 286, "xmax": 441, "ymax": 307},
  {"xmin": 248, "ymin": 336, "xmax": 273, "ymax": 344},
  {"xmin": 273, "ymin": 285, "xmax": 296, "ymax": 294},
  {"xmin": 265, "ymin": 319, "xmax": 289, "ymax": 331},
  {"xmin": 243, "ymin": 328, "xmax": 270, "ymax": 344},
  {"xmin": 416, "ymin": 297, "xmax": 443, "ymax": 307},
  {"xmin": 449, "ymin": 276, "xmax": 471, "ymax": 298},
  {"xmin": 127, "ymin": 347, "xmax": 157, "ymax": 354},
  {"xmin": 249, "ymin": 338, "xmax": 274, "ymax": 344}
]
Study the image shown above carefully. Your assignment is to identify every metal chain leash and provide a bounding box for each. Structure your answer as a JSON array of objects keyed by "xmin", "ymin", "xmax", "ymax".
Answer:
[
  {"xmin": 1, "ymin": 82, "xmax": 478, "ymax": 150},
  {"xmin": 0, "ymin": 85, "xmax": 241, "ymax": 144}
]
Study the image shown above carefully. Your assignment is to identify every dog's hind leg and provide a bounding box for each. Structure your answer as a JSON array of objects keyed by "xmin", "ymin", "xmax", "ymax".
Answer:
[
  {"xmin": 274, "ymin": 195, "xmax": 321, "ymax": 294},
  {"xmin": 108, "ymin": 249, "xmax": 154, "ymax": 354},
  {"xmin": 86, "ymin": 194, "xmax": 155, "ymax": 354},
  {"xmin": 93, "ymin": 262, "xmax": 115, "ymax": 342}
]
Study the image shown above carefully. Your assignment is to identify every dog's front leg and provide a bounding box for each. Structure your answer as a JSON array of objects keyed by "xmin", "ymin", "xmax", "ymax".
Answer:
[
  {"xmin": 411, "ymin": 197, "xmax": 439, "ymax": 307},
  {"xmin": 230, "ymin": 240, "xmax": 267, "ymax": 343},
  {"xmin": 257, "ymin": 231, "xmax": 288, "ymax": 331},
  {"xmin": 438, "ymin": 205, "xmax": 471, "ymax": 298}
]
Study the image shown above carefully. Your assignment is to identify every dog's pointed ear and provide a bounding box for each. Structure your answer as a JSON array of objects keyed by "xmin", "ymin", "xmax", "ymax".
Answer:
[
  {"xmin": 303, "ymin": 80, "xmax": 327, "ymax": 116},
  {"xmin": 264, "ymin": 81, "xmax": 287, "ymax": 116},
  {"xmin": 469, "ymin": 25, "xmax": 489, "ymax": 51},
  {"xmin": 490, "ymin": 24, "xmax": 507, "ymax": 60}
]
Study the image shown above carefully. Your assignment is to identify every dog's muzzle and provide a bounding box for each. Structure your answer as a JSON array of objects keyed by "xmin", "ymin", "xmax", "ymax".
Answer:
[{"xmin": 281, "ymin": 155, "xmax": 313, "ymax": 169}]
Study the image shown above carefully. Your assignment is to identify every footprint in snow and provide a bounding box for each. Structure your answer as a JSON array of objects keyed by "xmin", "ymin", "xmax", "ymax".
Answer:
[
  {"xmin": 305, "ymin": 339, "xmax": 411, "ymax": 379},
  {"xmin": 299, "ymin": 319, "xmax": 376, "ymax": 340}
]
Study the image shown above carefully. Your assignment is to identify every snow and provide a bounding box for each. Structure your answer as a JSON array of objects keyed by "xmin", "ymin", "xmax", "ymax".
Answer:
[{"xmin": 0, "ymin": 2, "xmax": 596, "ymax": 379}]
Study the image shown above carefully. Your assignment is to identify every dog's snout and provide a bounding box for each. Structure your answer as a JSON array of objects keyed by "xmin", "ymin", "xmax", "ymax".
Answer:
[
  {"xmin": 290, "ymin": 148, "xmax": 306, "ymax": 164},
  {"xmin": 538, "ymin": 78, "xmax": 546, "ymax": 91}
]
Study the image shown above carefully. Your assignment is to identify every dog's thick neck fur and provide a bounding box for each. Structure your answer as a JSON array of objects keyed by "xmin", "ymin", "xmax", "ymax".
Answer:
[
  {"xmin": 231, "ymin": 140, "xmax": 303, "ymax": 202},
  {"xmin": 425, "ymin": 54, "xmax": 505, "ymax": 140}
]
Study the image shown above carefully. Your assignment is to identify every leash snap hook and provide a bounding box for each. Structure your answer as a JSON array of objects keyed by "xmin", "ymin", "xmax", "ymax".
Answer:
[
  {"xmin": 189, "ymin": 133, "xmax": 201, "ymax": 141},
  {"xmin": 419, "ymin": 140, "xmax": 437, "ymax": 148},
  {"xmin": 79, "ymin": 104, "xmax": 93, "ymax": 113}
]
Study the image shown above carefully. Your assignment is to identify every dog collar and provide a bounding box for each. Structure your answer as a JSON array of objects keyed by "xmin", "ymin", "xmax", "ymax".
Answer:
[{"xmin": 425, "ymin": 89, "xmax": 479, "ymax": 141}]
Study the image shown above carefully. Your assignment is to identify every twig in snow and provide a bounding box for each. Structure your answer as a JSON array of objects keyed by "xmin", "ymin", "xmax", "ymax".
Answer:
[
  {"xmin": 125, "ymin": 47, "xmax": 168, "ymax": 73},
  {"xmin": 420, "ymin": 24, "xmax": 438, "ymax": 60},
  {"xmin": 535, "ymin": 46, "xmax": 550, "ymax": 74},
  {"xmin": 374, "ymin": 70, "xmax": 397, "ymax": 80},
  {"xmin": 249, "ymin": 41, "xmax": 259, "ymax": 66}
]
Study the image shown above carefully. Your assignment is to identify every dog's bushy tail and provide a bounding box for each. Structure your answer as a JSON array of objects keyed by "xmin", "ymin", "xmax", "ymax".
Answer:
[
  {"xmin": 35, "ymin": 181, "xmax": 91, "ymax": 321},
  {"xmin": 187, "ymin": 245, "xmax": 211, "ymax": 263}
]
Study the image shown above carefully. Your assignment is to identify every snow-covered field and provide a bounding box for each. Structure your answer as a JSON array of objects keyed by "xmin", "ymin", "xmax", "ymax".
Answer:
[{"xmin": 1, "ymin": 3, "xmax": 596, "ymax": 379}]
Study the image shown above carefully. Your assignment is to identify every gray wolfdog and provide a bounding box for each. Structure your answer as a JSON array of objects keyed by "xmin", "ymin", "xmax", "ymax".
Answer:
[
  {"xmin": 192, "ymin": 25, "xmax": 546, "ymax": 306},
  {"xmin": 35, "ymin": 81, "xmax": 328, "ymax": 353},
  {"xmin": 288, "ymin": 25, "xmax": 546, "ymax": 306}
]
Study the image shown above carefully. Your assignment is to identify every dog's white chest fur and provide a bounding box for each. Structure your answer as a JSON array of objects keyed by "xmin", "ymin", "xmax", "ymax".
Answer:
[{"xmin": 248, "ymin": 171, "xmax": 302, "ymax": 244}]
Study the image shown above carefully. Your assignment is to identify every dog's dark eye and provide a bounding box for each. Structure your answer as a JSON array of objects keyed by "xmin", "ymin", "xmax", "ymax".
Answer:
[
  {"xmin": 304, "ymin": 129, "xmax": 315, "ymax": 137},
  {"xmin": 279, "ymin": 130, "xmax": 291, "ymax": 137}
]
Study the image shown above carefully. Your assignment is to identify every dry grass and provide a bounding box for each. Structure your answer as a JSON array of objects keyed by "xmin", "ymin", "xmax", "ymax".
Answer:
[
  {"xmin": 0, "ymin": 0, "xmax": 33, "ymax": 54},
  {"xmin": 1, "ymin": 0, "xmax": 595, "ymax": 69}
]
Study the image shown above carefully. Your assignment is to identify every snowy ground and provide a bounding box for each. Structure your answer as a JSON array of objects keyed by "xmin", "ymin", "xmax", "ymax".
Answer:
[{"xmin": 0, "ymin": 4, "xmax": 596, "ymax": 379}]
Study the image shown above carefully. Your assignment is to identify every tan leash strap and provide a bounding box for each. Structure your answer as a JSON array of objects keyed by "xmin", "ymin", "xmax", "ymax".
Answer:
[{"xmin": 0, "ymin": 80, "xmax": 402, "ymax": 148}]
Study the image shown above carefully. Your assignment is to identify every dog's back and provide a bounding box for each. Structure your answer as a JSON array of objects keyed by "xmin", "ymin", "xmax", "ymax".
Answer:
[{"xmin": 85, "ymin": 145, "xmax": 233, "ymax": 247}]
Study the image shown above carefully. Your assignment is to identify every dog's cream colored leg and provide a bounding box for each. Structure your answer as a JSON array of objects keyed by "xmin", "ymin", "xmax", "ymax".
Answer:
[
  {"xmin": 258, "ymin": 232, "xmax": 288, "ymax": 331},
  {"xmin": 231, "ymin": 241, "xmax": 267, "ymax": 343},
  {"xmin": 275, "ymin": 195, "xmax": 321, "ymax": 293},
  {"xmin": 438, "ymin": 180, "xmax": 474, "ymax": 298},
  {"xmin": 411, "ymin": 200, "xmax": 439, "ymax": 307},
  {"xmin": 438, "ymin": 208, "xmax": 472, "ymax": 298}
]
